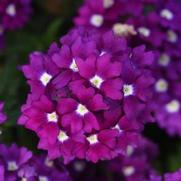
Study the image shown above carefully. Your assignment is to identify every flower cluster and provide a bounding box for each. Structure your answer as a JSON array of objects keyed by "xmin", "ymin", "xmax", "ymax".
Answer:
[
  {"xmin": 19, "ymin": 27, "xmax": 155, "ymax": 163},
  {"xmin": 76, "ymin": 0, "xmax": 181, "ymax": 137},
  {"xmin": 0, "ymin": 0, "xmax": 32, "ymax": 48},
  {"xmin": 0, "ymin": 144, "xmax": 71, "ymax": 181},
  {"xmin": 67, "ymin": 137, "xmax": 159, "ymax": 181}
]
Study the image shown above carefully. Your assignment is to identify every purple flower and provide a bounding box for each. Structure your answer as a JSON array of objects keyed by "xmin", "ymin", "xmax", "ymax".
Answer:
[
  {"xmin": 0, "ymin": 144, "xmax": 71, "ymax": 180},
  {"xmin": 0, "ymin": 0, "xmax": 32, "ymax": 30},
  {"xmin": 0, "ymin": 102, "xmax": 7, "ymax": 124},
  {"xmin": 108, "ymin": 137, "xmax": 159, "ymax": 181},
  {"xmin": 19, "ymin": 27, "xmax": 155, "ymax": 163},
  {"xmin": 164, "ymin": 169, "xmax": 181, "ymax": 181}
]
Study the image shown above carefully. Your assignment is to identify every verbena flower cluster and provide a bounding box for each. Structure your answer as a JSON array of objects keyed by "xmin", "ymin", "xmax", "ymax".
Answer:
[
  {"xmin": 19, "ymin": 27, "xmax": 155, "ymax": 163},
  {"xmin": 0, "ymin": 0, "xmax": 178, "ymax": 180},
  {"xmin": 0, "ymin": 144, "xmax": 71, "ymax": 181},
  {"xmin": 75, "ymin": 0, "xmax": 181, "ymax": 137},
  {"xmin": 0, "ymin": 0, "xmax": 32, "ymax": 48}
]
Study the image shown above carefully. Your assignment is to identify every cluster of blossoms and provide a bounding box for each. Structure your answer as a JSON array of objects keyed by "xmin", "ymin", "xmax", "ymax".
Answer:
[
  {"xmin": 19, "ymin": 27, "xmax": 155, "ymax": 163},
  {"xmin": 68, "ymin": 137, "xmax": 160, "ymax": 181},
  {"xmin": 75, "ymin": 0, "xmax": 181, "ymax": 136},
  {"xmin": 0, "ymin": 144, "xmax": 71, "ymax": 181},
  {"xmin": 0, "ymin": 0, "xmax": 32, "ymax": 49}
]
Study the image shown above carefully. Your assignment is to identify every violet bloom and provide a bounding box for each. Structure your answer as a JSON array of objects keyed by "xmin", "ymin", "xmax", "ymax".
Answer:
[
  {"xmin": 0, "ymin": 102, "xmax": 7, "ymax": 124},
  {"xmin": 108, "ymin": 137, "xmax": 159, "ymax": 181},
  {"xmin": 19, "ymin": 27, "xmax": 155, "ymax": 163},
  {"xmin": 0, "ymin": 144, "xmax": 71, "ymax": 181},
  {"xmin": 164, "ymin": 169, "xmax": 181, "ymax": 181},
  {"xmin": 0, "ymin": 0, "xmax": 32, "ymax": 30},
  {"xmin": 74, "ymin": 0, "xmax": 121, "ymax": 29}
]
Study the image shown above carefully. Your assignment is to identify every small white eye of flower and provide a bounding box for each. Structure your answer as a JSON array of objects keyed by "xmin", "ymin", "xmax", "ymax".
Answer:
[
  {"xmin": 122, "ymin": 166, "xmax": 135, "ymax": 177},
  {"xmin": 38, "ymin": 176, "xmax": 48, "ymax": 181},
  {"xmin": 21, "ymin": 177, "xmax": 27, "ymax": 181},
  {"xmin": 8, "ymin": 161, "xmax": 18, "ymax": 171},
  {"xmin": 90, "ymin": 14, "xmax": 104, "ymax": 27},
  {"xmin": 6, "ymin": 4, "xmax": 16, "ymax": 16},
  {"xmin": 47, "ymin": 112, "xmax": 58, "ymax": 123},
  {"xmin": 167, "ymin": 30, "xmax": 178, "ymax": 43},
  {"xmin": 160, "ymin": 9, "xmax": 174, "ymax": 20},
  {"xmin": 126, "ymin": 145, "xmax": 134, "ymax": 156},
  {"xmin": 113, "ymin": 124, "xmax": 123, "ymax": 133},
  {"xmin": 40, "ymin": 72, "xmax": 52, "ymax": 86},
  {"xmin": 113, "ymin": 23, "xmax": 137, "ymax": 37},
  {"xmin": 166, "ymin": 100, "xmax": 180, "ymax": 113},
  {"xmin": 158, "ymin": 54, "xmax": 170, "ymax": 66},
  {"xmin": 90, "ymin": 75, "xmax": 104, "ymax": 89},
  {"xmin": 138, "ymin": 27, "xmax": 151, "ymax": 37},
  {"xmin": 103, "ymin": 0, "xmax": 114, "ymax": 9},
  {"xmin": 76, "ymin": 104, "xmax": 89, "ymax": 116},
  {"xmin": 70, "ymin": 58, "xmax": 79, "ymax": 72},
  {"xmin": 57, "ymin": 130, "xmax": 69, "ymax": 143},
  {"xmin": 44, "ymin": 157, "xmax": 54, "ymax": 167},
  {"xmin": 74, "ymin": 161, "xmax": 86, "ymax": 172},
  {"xmin": 100, "ymin": 51, "xmax": 106, "ymax": 56},
  {"xmin": 123, "ymin": 84, "xmax": 134, "ymax": 97},
  {"xmin": 155, "ymin": 79, "xmax": 168, "ymax": 93},
  {"xmin": 87, "ymin": 134, "xmax": 98, "ymax": 145}
]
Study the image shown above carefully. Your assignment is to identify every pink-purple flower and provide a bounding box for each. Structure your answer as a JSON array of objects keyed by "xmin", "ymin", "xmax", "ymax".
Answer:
[{"xmin": 19, "ymin": 27, "xmax": 155, "ymax": 163}]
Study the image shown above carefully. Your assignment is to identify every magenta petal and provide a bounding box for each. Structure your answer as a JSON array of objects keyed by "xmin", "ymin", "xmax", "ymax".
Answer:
[
  {"xmin": 52, "ymin": 71, "xmax": 72, "ymax": 89},
  {"xmin": 57, "ymin": 98, "xmax": 77, "ymax": 114},
  {"xmin": 62, "ymin": 113, "xmax": 83, "ymax": 133},
  {"xmin": 102, "ymin": 79, "xmax": 123, "ymax": 100},
  {"xmin": 75, "ymin": 56, "xmax": 96, "ymax": 79},
  {"xmin": 97, "ymin": 54, "xmax": 122, "ymax": 78},
  {"xmin": 88, "ymin": 94, "xmax": 108, "ymax": 111},
  {"xmin": 84, "ymin": 113, "xmax": 99, "ymax": 132},
  {"xmin": 98, "ymin": 129, "xmax": 118, "ymax": 149},
  {"xmin": 38, "ymin": 123, "xmax": 59, "ymax": 145},
  {"xmin": 52, "ymin": 45, "xmax": 71, "ymax": 68}
]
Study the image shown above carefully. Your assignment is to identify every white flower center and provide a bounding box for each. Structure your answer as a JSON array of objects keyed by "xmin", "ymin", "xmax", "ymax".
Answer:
[
  {"xmin": 126, "ymin": 145, "xmax": 134, "ymax": 156},
  {"xmin": 100, "ymin": 51, "xmax": 106, "ymax": 56},
  {"xmin": 39, "ymin": 176, "xmax": 48, "ymax": 181},
  {"xmin": 90, "ymin": 75, "xmax": 104, "ymax": 89},
  {"xmin": 160, "ymin": 9, "xmax": 173, "ymax": 20},
  {"xmin": 47, "ymin": 112, "xmax": 58, "ymax": 123},
  {"xmin": 90, "ymin": 14, "xmax": 104, "ymax": 27},
  {"xmin": 103, "ymin": 0, "xmax": 114, "ymax": 9},
  {"xmin": 113, "ymin": 124, "xmax": 123, "ymax": 133},
  {"xmin": 123, "ymin": 84, "xmax": 134, "ymax": 97},
  {"xmin": 21, "ymin": 178, "xmax": 27, "ymax": 181},
  {"xmin": 122, "ymin": 166, "xmax": 135, "ymax": 176},
  {"xmin": 70, "ymin": 58, "xmax": 79, "ymax": 72},
  {"xmin": 113, "ymin": 23, "xmax": 137, "ymax": 37},
  {"xmin": 6, "ymin": 4, "xmax": 16, "ymax": 16},
  {"xmin": 44, "ymin": 158, "xmax": 54, "ymax": 167},
  {"xmin": 167, "ymin": 30, "xmax": 178, "ymax": 43},
  {"xmin": 74, "ymin": 161, "xmax": 86, "ymax": 172},
  {"xmin": 166, "ymin": 100, "xmax": 180, "ymax": 113},
  {"xmin": 57, "ymin": 130, "xmax": 69, "ymax": 143},
  {"xmin": 40, "ymin": 72, "xmax": 52, "ymax": 86},
  {"xmin": 76, "ymin": 104, "xmax": 89, "ymax": 116},
  {"xmin": 87, "ymin": 134, "xmax": 98, "ymax": 145},
  {"xmin": 158, "ymin": 54, "xmax": 170, "ymax": 66},
  {"xmin": 138, "ymin": 27, "xmax": 150, "ymax": 37},
  {"xmin": 155, "ymin": 79, "xmax": 168, "ymax": 92},
  {"xmin": 8, "ymin": 161, "xmax": 18, "ymax": 171}
]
